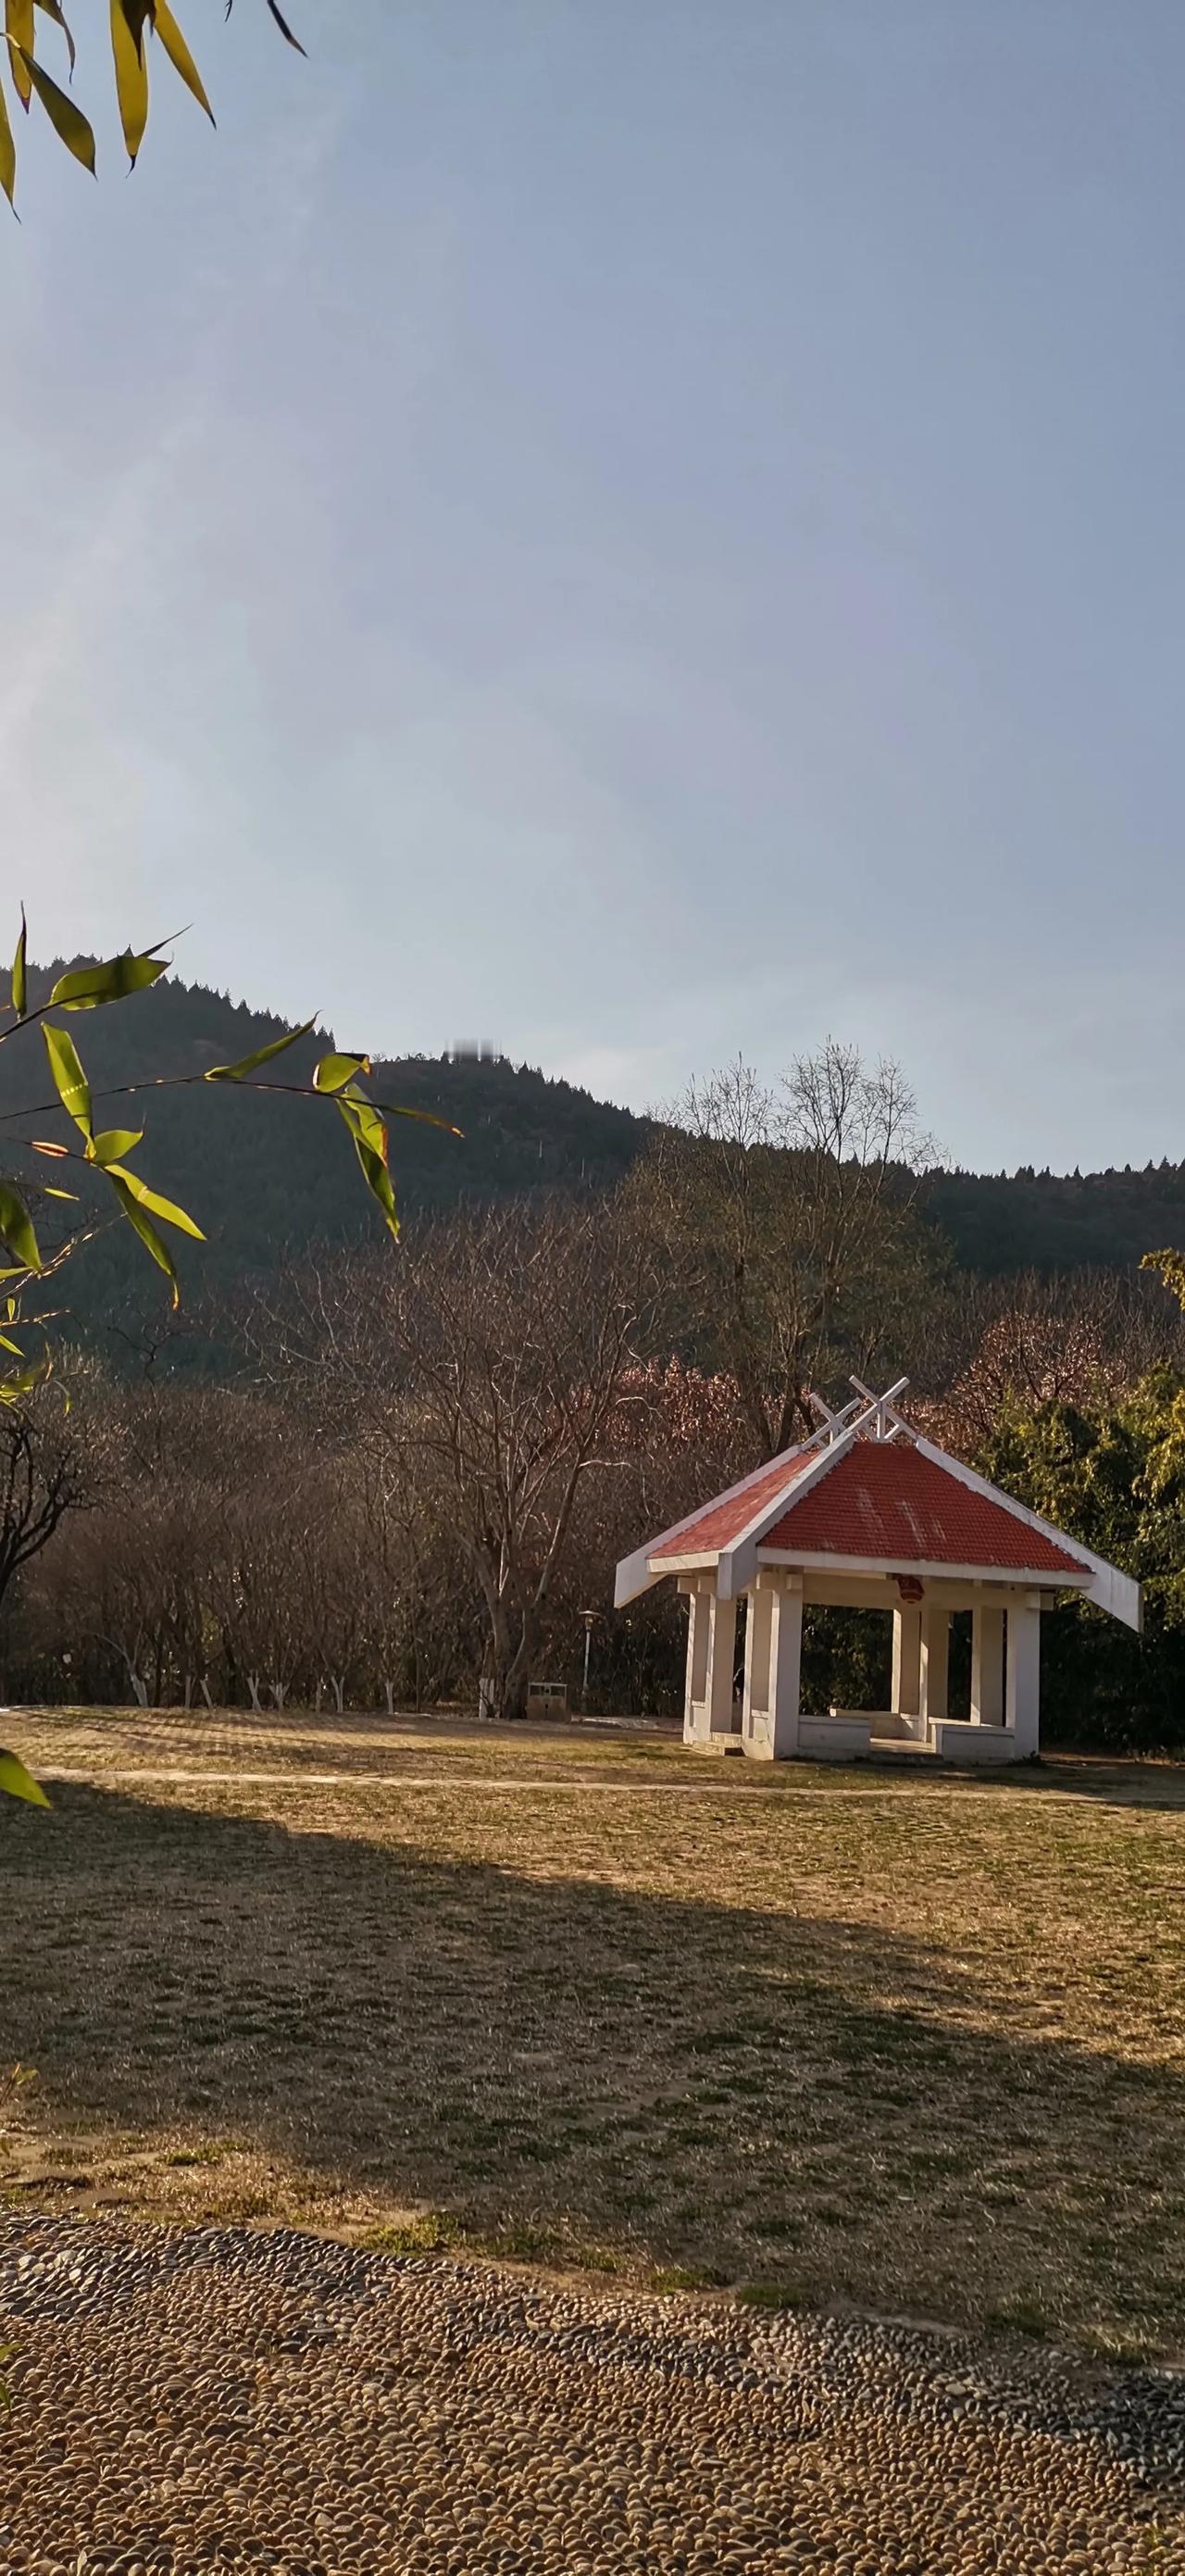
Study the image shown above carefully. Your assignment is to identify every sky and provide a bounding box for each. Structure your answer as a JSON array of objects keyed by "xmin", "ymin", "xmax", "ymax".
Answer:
[{"xmin": 2, "ymin": 0, "xmax": 1183, "ymax": 1174}]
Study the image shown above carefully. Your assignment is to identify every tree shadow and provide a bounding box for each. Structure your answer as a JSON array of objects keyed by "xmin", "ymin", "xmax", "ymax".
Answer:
[{"xmin": 5, "ymin": 1782, "xmax": 1185, "ymax": 2358}]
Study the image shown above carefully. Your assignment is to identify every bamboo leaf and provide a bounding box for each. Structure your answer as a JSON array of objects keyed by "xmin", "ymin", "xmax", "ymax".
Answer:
[
  {"xmin": 32, "ymin": 0, "xmax": 73, "ymax": 74},
  {"xmin": 109, "ymin": 0, "xmax": 147, "ymax": 165},
  {"xmin": 7, "ymin": 39, "xmax": 94, "ymax": 169},
  {"xmin": 0, "ymin": 75, "xmax": 15, "ymax": 210},
  {"xmin": 335, "ymin": 1094, "xmax": 398, "ymax": 1239},
  {"xmin": 0, "ymin": 1182, "xmax": 40, "ymax": 1272},
  {"xmin": 353, "ymin": 1133, "xmax": 399, "ymax": 1239},
  {"xmin": 5, "ymin": 1, "xmax": 31, "ymax": 108},
  {"xmin": 42, "ymin": 1023, "xmax": 92, "ymax": 1140},
  {"xmin": 263, "ymin": 0, "xmax": 306, "ymax": 56},
  {"xmin": 106, "ymin": 1171, "xmax": 180, "ymax": 1305},
  {"xmin": 336, "ymin": 1082, "xmax": 386, "ymax": 1157},
  {"xmin": 151, "ymin": 0, "xmax": 212, "ymax": 121},
  {"xmin": 104, "ymin": 1163, "xmax": 204, "ymax": 1239},
  {"xmin": 0, "ymin": 1331, "xmax": 20, "ymax": 1353},
  {"xmin": 0, "ymin": 1347, "xmax": 50, "ymax": 1397},
  {"xmin": 313, "ymin": 1051, "xmax": 369, "ymax": 1094},
  {"xmin": 48, "ymin": 942, "xmax": 172, "ymax": 1008},
  {"xmin": 0, "ymin": 1749, "xmax": 49, "ymax": 1808},
  {"xmin": 9, "ymin": 909, "xmax": 25, "ymax": 1015},
  {"xmin": 31, "ymin": 1138, "xmax": 69, "ymax": 1157},
  {"xmin": 378, "ymin": 1100, "xmax": 464, "ymax": 1137},
  {"xmin": 88, "ymin": 1127, "xmax": 143, "ymax": 1167},
  {"xmin": 204, "ymin": 1014, "xmax": 316, "ymax": 1082},
  {"xmin": 41, "ymin": 1186, "xmax": 78, "ymax": 1201}
]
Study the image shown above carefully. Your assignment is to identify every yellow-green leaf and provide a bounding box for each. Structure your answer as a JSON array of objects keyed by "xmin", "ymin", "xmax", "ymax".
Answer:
[
  {"xmin": 0, "ymin": 1330, "xmax": 20, "ymax": 1353},
  {"xmin": 104, "ymin": 1163, "xmax": 204, "ymax": 1240},
  {"xmin": 152, "ymin": 0, "xmax": 212, "ymax": 121},
  {"xmin": 43, "ymin": 1023, "xmax": 92, "ymax": 1140},
  {"xmin": 8, "ymin": 40, "xmax": 95, "ymax": 171},
  {"xmin": 9, "ymin": 908, "xmax": 25, "ymax": 1015},
  {"xmin": 32, "ymin": 0, "xmax": 73, "ymax": 73},
  {"xmin": 109, "ymin": 0, "xmax": 147, "ymax": 165},
  {"xmin": 0, "ymin": 1749, "xmax": 49, "ymax": 1808},
  {"xmin": 0, "ymin": 74, "xmax": 14, "ymax": 210},
  {"xmin": 48, "ymin": 944, "xmax": 170, "ymax": 1009},
  {"xmin": 313, "ymin": 1051, "xmax": 370, "ymax": 1094},
  {"xmin": 263, "ymin": 0, "xmax": 306, "ymax": 55},
  {"xmin": 5, "ymin": 0, "xmax": 32, "ymax": 108},
  {"xmin": 88, "ymin": 1127, "xmax": 143, "ymax": 1167},
  {"xmin": 0, "ymin": 1182, "xmax": 40, "ymax": 1273},
  {"xmin": 41, "ymin": 1186, "xmax": 78, "ymax": 1201},
  {"xmin": 0, "ymin": 1347, "xmax": 50, "ymax": 1398},
  {"xmin": 353, "ymin": 1134, "xmax": 399, "ymax": 1239},
  {"xmin": 106, "ymin": 1171, "xmax": 180, "ymax": 1306},
  {"xmin": 380, "ymin": 1100, "xmax": 464, "ymax": 1137},
  {"xmin": 205, "ymin": 1015, "xmax": 316, "ymax": 1082},
  {"xmin": 337, "ymin": 1083, "xmax": 387, "ymax": 1157}
]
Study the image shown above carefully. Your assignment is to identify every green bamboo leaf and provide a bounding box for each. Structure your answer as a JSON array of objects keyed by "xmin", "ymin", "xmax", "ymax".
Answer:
[
  {"xmin": 109, "ymin": 0, "xmax": 147, "ymax": 165},
  {"xmin": 104, "ymin": 1163, "xmax": 204, "ymax": 1239},
  {"xmin": 313, "ymin": 1051, "xmax": 370, "ymax": 1094},
  {"xmin": 9, "ymin": 909, "xmax": 25, "ymax": 1016},
  {"xmin": 42, "ymin": 1023, "xmax": 92, "ymax": 1140},
  {"xmin": 0, "ymin": 1331, "xmax": 20, "ymax": 1354},
  {"xmin": 0, "ymin": 1749, "xmax": 49, "ymax": 1808},
  {"xmin": 151, "ymin": 0, "xmax": 212, "ymax": 121},
  {"xmin": 0, "ymin": 1182, "xmax": 40, "ymax": 1272},
  {"xmin": 32, "ymin": 0, "xmax": 74, "ymax": 73},
  {"xmin": 0, "ymin": 1348, "xmax": 50, "ymax": 1397},
  {"xmin": 87, "ymin": 1127, "xmax": 143, "ymax": 1167},
  {"xmin": 378, "ymin": 1100, "xmax": 464, "ymax": 1136},
  {"xmin": 7, "ymin": 39, "xmax": 95, "ymax": 170},
  {"xmin": 205, "ymin": 1014, "xmax": 316, "ymax": 1082},
  {"xmin": 48, "ymin": 943, "xmax": 171, "ymax": 1008},
  {"xmin": 337, "ymin": 1082, "xmax": 386, "ymax": 1157},
  {"xmin": 354, "ymin": 1135, "xmax": 399, "ymax": 1239},
  {"xmin": 41, "ymin": 1186, "xmax": 78, "ymax": 1201},
  {"xmin": 5, "ymin": 1, "xmax": 31, "ymax": 108},
  {"xmin": 335, "ymin": 1094, "xmax": 398, "ymax": 1239},
  {"xmin": 106, "ymin": 1171, "xmax": 180, "ymax": 1306},
  {"xmin": 0, "ymin": 74, "xmax": 14, "ymax": 211},
  {"xmin": 263, "ymin": 0, "xmax": 306, "ymax": 54}
]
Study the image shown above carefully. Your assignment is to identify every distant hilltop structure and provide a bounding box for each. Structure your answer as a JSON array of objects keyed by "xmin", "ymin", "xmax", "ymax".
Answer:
[{"xmin": 450, "ymin": 1039, "xmax": 505, "ymax": 1065}]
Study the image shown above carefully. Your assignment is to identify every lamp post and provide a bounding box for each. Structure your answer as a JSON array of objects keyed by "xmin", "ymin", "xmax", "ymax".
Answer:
[{"xmin": 579, "ymin": 1609, "xmax": 598, "ymax": 1716}]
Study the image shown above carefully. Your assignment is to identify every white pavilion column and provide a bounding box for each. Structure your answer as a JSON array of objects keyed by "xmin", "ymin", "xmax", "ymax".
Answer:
[
  {"xmin": 703, "ymin": 1590, "xmax": 739, "ymax": 1742},
  {"xmin": 681, "ymin": 1581, "xmax": 712, "ymax": 1745},
  {"xmin": 918, "ymin": 1604, "xmax": 950, "ymax": 1727},
  {"xmin": 741, "ymin": 1570, "xmax": 803, "ymax": 1759},
  {"xmin": 892, "ymin": 1607, "xmax": 921, "ymax": 1717},
  {"xmin": 1005, "ymin": 1592, "xmax": 1042, "ymax": 1757},
  {"xmin": 742, "ymin": 1582, "xmax": 774, "ymax": 1747},
  {"xmin": 971, "ymin": 1601, "xmax": 1005, "ymax": 1729}
]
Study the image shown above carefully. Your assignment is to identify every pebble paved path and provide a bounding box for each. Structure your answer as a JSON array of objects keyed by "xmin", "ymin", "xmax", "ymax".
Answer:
[{"xmin": 5, "ymin": 2218, "xmax": 1185, "ymax": 2575}]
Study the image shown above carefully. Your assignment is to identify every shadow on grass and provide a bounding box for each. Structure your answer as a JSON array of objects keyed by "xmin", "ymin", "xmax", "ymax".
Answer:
[{"xmin": 4, "ymin": 1782, "xmax": 1183, "ymax": 2356}]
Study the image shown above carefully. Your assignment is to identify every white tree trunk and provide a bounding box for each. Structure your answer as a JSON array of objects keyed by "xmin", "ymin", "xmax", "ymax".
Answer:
[
  {"xmin": 331, "ymin": 1675, "xmax": 344, "ymax": 1713},
  {"xmin": 248, "ymin": 1673, "xmax": 263, "ymax": 1713}
]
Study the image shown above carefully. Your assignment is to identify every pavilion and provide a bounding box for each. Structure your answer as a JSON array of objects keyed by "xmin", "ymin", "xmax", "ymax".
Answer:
[{"xmin": 614, "ymin": 1379, "xmax": 1141, "ymax": 1763}]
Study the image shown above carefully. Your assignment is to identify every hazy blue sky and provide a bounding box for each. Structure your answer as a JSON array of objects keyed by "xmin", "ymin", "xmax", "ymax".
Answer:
[{"xmin": 4, "ymin": 1, "xmax": 1182, "ymax": 1171}]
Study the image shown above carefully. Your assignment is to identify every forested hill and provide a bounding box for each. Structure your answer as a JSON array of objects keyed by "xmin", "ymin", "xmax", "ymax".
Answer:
[
  {"xmin": 2, "ymin": 966, "xmax": 1183, "ymax": 1348},
  {"xmin": 0, "ymin": 967, "xmax": 646, "ymax": 1344}
]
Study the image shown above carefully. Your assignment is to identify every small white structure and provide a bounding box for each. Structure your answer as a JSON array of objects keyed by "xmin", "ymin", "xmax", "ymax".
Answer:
[{"xmin": 615, "ymin": 1379, "xmax": 1141, "ymax": 1764}]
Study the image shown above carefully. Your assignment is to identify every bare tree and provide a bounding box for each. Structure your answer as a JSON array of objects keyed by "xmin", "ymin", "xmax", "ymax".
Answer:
[
  {"xmin": 630, "ymin": 1042, "xmax": 941, "ymax": 1461},
  {"xmin": 0, "ymin": 1401, "xmax": 87, "ymax": 1618}
]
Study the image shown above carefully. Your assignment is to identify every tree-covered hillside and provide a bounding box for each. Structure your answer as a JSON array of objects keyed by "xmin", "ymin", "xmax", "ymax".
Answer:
[{"xmin": 2, "ymin": 964, "xmax": 1182, "ymax": 1357}]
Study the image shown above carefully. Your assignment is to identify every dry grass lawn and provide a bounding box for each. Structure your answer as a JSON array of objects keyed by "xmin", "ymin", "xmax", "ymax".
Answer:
[{"xmin": 6, "ymin": 1707, "xmax": 1185, "ymax": 2362}]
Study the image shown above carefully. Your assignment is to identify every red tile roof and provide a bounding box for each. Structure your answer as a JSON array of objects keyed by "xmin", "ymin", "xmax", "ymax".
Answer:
[
  {"xmin": 650, "ymin": 1448, "xmax": 817, "ymax": 1558},
  {"xmin": 762, "ymin": 1440, "xmax": 1086, "ymax": 1573}
]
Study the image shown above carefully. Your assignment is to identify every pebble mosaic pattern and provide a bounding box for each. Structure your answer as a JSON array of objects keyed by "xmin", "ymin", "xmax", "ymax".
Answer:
[{"xmin": 5, "ymin": 2217, "xmax": 1185, "ymax": 2575}]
